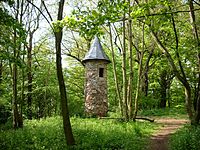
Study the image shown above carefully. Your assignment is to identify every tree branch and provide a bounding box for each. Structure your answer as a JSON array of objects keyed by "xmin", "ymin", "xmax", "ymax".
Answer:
[
  {"xmin": 26, "ymin": 0, "xmax": 54, "ymax": 31},
  {"xmin": 170, "ymin": 6, "xmax": 187, "ymax": 81},
  {"xmin": 41, "ymin": 0, "xmax": 53, "ymax": 21}
]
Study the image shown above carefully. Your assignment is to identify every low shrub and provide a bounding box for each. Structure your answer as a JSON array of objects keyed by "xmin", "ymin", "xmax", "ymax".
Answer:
[{"xmin": 170, "ymin": 125, "xmax": 200, "ymax": 150}]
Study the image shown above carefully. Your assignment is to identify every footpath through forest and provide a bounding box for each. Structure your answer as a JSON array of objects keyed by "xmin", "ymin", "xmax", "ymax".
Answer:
[{"xmin": 148, "ymin": 118, "xmax": 188, "ymax": 150}]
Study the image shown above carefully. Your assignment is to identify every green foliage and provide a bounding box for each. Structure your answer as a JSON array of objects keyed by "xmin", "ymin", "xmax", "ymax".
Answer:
[
  {"xmin": 0, "ymin": 116, "xmax": 159, "ymax": 150},
  {"xmin": 139, "ymin": 96, "xmax": 160, "ymax": 109},
  {"xmin": 139, "ymin": 106, "xmax": 187, "ymax": 119},
  {"xmin": 0, "ymin": 104, "xmax": 11, "ymax": 124},
  {"xmin": 170, "ymin": 125, "xmax": 200, "ymax": 150},
  {"xmin": 59, "ymin": 1, "xmax": 129, "ymax": 40},
  {"xmin": 0, "ymin": 117, "xmax": 67, "ymax": 150},
  {"xmin": 65, "ymin": 59, "xmax": 85, "ymax": 116}
]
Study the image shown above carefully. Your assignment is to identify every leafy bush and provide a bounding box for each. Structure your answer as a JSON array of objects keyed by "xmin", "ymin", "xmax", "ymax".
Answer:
[
  {"xmin": 0, "ymin": 116, "xmax": 159, "ymax": 150},
  {"xmin": 170, "ymin": 125, "xmax": 200, "ymax": 150}
]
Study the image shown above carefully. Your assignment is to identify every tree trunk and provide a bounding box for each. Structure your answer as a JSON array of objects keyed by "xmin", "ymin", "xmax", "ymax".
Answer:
[
  {"xmin": 55, "ymin": 0, "xmax": 75, "ymax": 145},
  {"xmin": 27, "ymin": 33, "xmax": 33, "ymax": 120},
  {"xmin": 133, "ymin": 23, "xmax": 145, "ymax": 120},
  {"xmin": 159, "ymin": 70, "xmax": 167, "ymax": 108},
  {"xmin": 0, "ymin": 61, "xmax": 2, "ymax": 94},
  {"xmin": 122, "ymin": 16, "xmax": 128, "ymax": 121},
  {"xmin": 109, "ymin": 24, "xmax": 123, "ymax": 117},
  {"xmin": 194, "ymin": 92, "xmax": 200, "ymax": 124},
  {"xmin": 12, "ymin": 53, "xmax": 23, "ymax": 128},
  {"xmin": 142, "ymin": 71, "xmax": 149, "ymax": 96},
  {"xmin": 184, "ymin": 85, "xmax": 193, "ymax": 121},
  {"xmin": 12, "ymin": 62, "xmax": 18, "ymax": 129},
  {"xmin": 188, "ymin": 0, "xmax": 200, "ymax": 124},
  {"xmin": 127, "ymin": 0, "xmax": 133, "ymax": 119},
  {"xmin": 20, "ymin": 45, "xmax": 25, "ymax": 116},
  {"xmin": 142, "ymin": 48, "xmax": 154, "ymax": 97},
  {"xmin": 12, "ymin": 0, "xmax": 23, "ymax": 128},
  {"xmin": 133, "ymin": 51, "xmax": 143, "ymax": 120},
  {"xmin": 0, "ymin": 61, "xmax": 2, "ymax": 99}
]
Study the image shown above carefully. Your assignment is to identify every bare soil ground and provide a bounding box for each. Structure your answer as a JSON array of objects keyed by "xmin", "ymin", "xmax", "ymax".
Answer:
[{"xmin": 148, "ymin": 118, "xmax": 188, "ymax": 150}]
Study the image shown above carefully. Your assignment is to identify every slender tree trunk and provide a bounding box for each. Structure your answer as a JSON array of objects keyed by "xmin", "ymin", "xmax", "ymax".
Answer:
[
  {"xmin": 55, "ymin": 0, "xmax": 75, "ymax": 145},
  {"xmin": 133, "ymin": 24, "xmax": 145, "ymax": 120},
  {"xmin": 12, "ymin": 63, "xmax": 20, "ymax": 128},
  {"xmin": 195, "ymin": 93, "xmax": 200, "ymax": 124},
  {"xmin": 27, "ymin": 33, "xmax": 33, "ymax": 120},
  {"xmin": 109, "ymin": 24, "xmax": 123, "ymax": 117},
  {"xmin": 127, "ymin": 0, "xmax": 133, "ymax": 119},
  {"xmin": 143, "ymin": 71, "xmax": 148, "ymax": 96},
  {"xmin": 133, "ymin": 51, "xmax": 143, "ymax": 120},
  {"xmin": 0, "ymin": 61, "xmax": 2, "ymax": 84},
  {"xmin": 20, "ymin": 45, "xmax": 25, "ymax": 116},
  {"xmin": 189, "ymin": 0, "xmax": 200, "ymax": 124},
  {"xmin": 142, "ymin": 48, "xmax": 154, "ymax": 96},
  {"xmin": 0, "ymin": 61, "xmax": 2, "ymax": 97},
  {"xmin": 122, "ymin": 16, "xmax": 128, "ymax": 121},
  {"xmin": 167, "ymin": 88, "xmax": 171, "ymax": 108},
  {"xmin": 159, "ymin": 70, "xmax": 167, "ymax": 108},
  {"xmin": 12, "ymin": 45, "xmax": 23, "ymax": 128},
  {"xmin": 12, "ymin": 0, "xmax": 23, "ymax": 128}
]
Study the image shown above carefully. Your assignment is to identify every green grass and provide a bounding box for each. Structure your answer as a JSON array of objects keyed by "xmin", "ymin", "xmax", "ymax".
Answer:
[
  {"xmin": 169, "ymin": 125, "xmax": 200, "ymax": 150},
  {"xmin": 138, "ymin": 106, "xmax": 188, "ymax": 119},
  {"xmin": 0, "ymin": 116, "xmax": 159, "ymax": 150}
]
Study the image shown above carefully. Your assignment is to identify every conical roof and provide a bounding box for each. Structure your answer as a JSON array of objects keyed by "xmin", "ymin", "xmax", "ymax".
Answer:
[{"xmin": 82, "ymin": 36, "xmax": 111, "ymax": 63}]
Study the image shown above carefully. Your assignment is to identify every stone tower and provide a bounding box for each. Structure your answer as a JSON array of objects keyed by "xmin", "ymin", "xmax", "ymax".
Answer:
[{"xmin": 82, "ymin": 36, "xmax": 111, "ymax": 117}]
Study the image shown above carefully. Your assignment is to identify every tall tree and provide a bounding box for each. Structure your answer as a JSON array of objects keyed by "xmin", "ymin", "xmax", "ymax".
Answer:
[
  {"xmin": 26, "ymin": 1, "xmax": 40, "ymax": 120},
  {"xmin": 12, "ymin": 0, "xmax": 23, "ymax": 128},
  {"xmin": 54, "ymin": 0, "xmax": 75, "ymax": 145},
  {"xmin": 188, "ymin": 0, "xmax": 200, "ymax": 124}
]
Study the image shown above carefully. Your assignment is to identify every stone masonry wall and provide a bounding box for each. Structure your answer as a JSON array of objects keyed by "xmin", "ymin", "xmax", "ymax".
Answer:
[{"xmin": 84, "ymin": 60, "xmax": 108, "ymax": 117}]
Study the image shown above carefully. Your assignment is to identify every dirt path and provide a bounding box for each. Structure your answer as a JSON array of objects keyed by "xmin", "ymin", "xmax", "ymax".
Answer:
[{"xmin": 148, "ymin": 118, "xmax": 188, "ymax": 150}]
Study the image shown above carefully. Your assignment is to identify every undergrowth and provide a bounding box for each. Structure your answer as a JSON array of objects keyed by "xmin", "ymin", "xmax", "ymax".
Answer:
[
  {"xmin": 169, "ymin": 125, "xmax": 200, "ymax": 150},
  {"xmin": 139, "ymin": 106, "xmax": 187, "ymax": 119},
  {"xmin": 0, "ymin": 116, "xmax": 158, "ymax": 150}
]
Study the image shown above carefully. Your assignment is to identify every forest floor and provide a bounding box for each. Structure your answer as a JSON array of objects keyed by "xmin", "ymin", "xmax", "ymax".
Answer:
[{"xmin": 148, "ymin": 118, "xmax": 188, "ymax": 150}]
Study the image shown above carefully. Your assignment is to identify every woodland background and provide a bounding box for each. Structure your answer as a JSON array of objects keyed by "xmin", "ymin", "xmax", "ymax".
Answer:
[{"xmin": 0, "ymin": 0, "xmax": 200, "ymax": 149}]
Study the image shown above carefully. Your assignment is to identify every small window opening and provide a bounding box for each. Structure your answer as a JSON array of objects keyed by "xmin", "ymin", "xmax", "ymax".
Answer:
[{"xmin": 99, "ymin": 68, "xmax": 104, "ymax": 77}]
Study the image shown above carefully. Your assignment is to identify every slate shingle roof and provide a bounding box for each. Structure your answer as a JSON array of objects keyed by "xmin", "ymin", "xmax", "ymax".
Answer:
[{"xmin": 82, "ymin": 36, "xmax": 111, "ymax": 63}]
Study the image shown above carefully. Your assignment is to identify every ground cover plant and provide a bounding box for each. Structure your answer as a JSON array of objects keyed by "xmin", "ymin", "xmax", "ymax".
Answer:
[
  {"xmin": 0, "ymin": 116, "xmax": 159, "ymax": 150},
  {"xmin": 138, "ymin": 105, "xmax": 187, "ymax": 119},
  {"xmin": 169, "ymin": 125, "xmax": 200, "ymax": 150}
]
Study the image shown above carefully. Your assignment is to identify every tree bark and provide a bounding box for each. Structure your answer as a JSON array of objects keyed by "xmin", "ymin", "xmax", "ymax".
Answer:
[
  {"xmin": 122, "ymin": 16, "xmax": 129, "ymax": 121},
  {"xmin": 20, "ymin": 45, "xmax": 25, "ymax": 117},
  {"xmin": 12, "ymin": 0, "xmax": 23, "ymax": 129},
  {"xmin": 133, "ymin": 51, "xmax": 143, "ymax": 120},
  {"xmin": 159, "ymin": 70, "xmax": 167, "ymax": 108},
  {"xmin": 133, "ymin": 23, "xmax": 145, "ymax": 120},
  {"xmin": 55, "ymin": 0, "xmax": 75, "ymax": 145},
  {"xmin": 188, "ymin": 0, "xmax": 200, "ymax": 125},
  {"xmin": 142, "ymin": 48, "xmax": 154, "ymax": 96},
  {"xmin": 27, "ymin": 32, "xmax": 33, "ymax": 120},
  {"xmin": 127, "ymin": 0, "xmax": 133, "ymax": 119},
  {"xmin": 109, "ymin": 24, "xmax": 123, "ymax": 117},
  {"xmin": 0, "ymin": 61, "xmax": 2, "ymax": 84}
]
